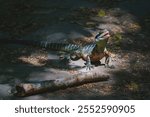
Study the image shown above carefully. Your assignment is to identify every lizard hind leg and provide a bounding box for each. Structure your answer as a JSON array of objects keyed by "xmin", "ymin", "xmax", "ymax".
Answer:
[
  {"xmin": 105, "ymin": 54, "xmax": 115, "ymax": 69},
  {"xmin": 105, "ymin": 55, "xmax": 110, "ymax": 68},
  {"xmin": 59, "ymin": 54, "xmax": 71, "ymax": 63},
  {"xmin": 104, "ymin": 48, "xmax": 113, "ymax": 68}
]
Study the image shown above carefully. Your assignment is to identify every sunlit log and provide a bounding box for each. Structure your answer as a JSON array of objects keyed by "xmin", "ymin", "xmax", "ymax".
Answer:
[{"xmin": 14, "ymin": 72, "xmax": 109, "ymax": 97}]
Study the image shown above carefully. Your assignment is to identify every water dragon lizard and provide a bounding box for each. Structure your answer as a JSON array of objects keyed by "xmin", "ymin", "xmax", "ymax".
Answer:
[{"xmin": 1, "ymin": 29, "xmax": 112, "ymax": 70}]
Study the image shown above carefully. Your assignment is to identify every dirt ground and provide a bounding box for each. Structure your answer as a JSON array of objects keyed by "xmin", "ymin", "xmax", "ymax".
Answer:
[{"xmin": 0, "ymin": 0, "xmax": 150, "ymax": 99}]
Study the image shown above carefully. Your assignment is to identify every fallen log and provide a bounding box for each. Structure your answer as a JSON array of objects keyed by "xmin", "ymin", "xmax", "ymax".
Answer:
[{"xmin": 14, "ymin": 72, "xmax": 109, "ymax": 97}]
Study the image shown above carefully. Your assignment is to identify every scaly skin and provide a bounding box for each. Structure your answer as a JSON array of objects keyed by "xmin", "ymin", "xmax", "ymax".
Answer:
[
  {"xmin": 69, "ymin": 29, "xmax": 111, "ymax": 70},
  {"xmin": 0, "ymin": 29, "xmax": 112, "ymax": 70}
]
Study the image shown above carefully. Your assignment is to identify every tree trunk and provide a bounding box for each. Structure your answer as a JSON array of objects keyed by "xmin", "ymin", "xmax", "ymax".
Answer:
[{"xmin": 14, "ymin": 72, "xmax": 109, "ymax": 97}]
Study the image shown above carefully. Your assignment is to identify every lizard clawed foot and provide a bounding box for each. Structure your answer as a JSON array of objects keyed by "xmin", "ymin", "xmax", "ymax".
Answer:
[
  {"xmin": 84, "ymin": 62, "xmax": 94, "ymax": 70},
  {"xmin": 83, "ymin": 55, "xmax": 94, "ymax": 70}
]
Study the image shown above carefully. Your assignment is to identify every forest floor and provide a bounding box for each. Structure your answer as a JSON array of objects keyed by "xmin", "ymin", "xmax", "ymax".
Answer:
[{"xmin": 0, "ymin": 0, "xmax": 150, "ymax": 99}]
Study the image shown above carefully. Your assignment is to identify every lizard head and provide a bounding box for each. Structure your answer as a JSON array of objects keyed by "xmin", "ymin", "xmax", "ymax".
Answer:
[{"xmin": 95, "ymin": 29, "xmax": 110, "ymax": 41}]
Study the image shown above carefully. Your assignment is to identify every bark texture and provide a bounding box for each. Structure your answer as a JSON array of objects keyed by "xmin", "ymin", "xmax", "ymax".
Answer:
[{"xmin": 14, "ymin": 72, "xmax": 109, "ymax": 97}]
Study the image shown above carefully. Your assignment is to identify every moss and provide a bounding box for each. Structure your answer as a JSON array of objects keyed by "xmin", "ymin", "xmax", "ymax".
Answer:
[
  {"xmin": 114, "ymin": 33, "xmax": 122, "ymax": 40},
  {"xmin": 126, "ymin": 82, "xmax": 139, "ymax": 92},
  {"xmin": 111, "ymin": 33, "xmax": 122, "ymax": 47},
  {"xmin": 129, "ymin": 23, "xmax": 141, "ymax": 31},
  {"xmin": 97, "ymin": 9, "xmax": 106, "ymax": 17}
]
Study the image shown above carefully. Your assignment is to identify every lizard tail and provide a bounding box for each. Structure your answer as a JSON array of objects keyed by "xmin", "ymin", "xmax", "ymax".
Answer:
[{"xmin": 0, "ymin": 38, "xmax": 80, "ymax": 52}]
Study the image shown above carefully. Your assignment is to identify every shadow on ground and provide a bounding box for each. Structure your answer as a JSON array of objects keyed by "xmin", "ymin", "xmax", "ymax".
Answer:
[{"xmin": 0, "ymin": 0, "xmax": 150, "ymax": 99}]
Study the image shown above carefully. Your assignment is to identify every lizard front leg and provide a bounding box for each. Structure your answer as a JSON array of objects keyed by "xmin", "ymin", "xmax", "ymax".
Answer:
[{"xmin": 83, "ymin": 55, "xmax": 94, "ymax": 70}]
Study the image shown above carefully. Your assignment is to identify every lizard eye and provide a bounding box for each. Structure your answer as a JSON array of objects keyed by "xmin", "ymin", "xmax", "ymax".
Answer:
[{"xmin": 95, "ymin": 33, "xmax": 101, "ymax": 39}]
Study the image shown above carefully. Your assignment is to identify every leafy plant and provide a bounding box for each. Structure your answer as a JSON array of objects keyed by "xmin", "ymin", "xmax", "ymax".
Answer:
[
  {"xmin": 97, "ymin": 9, "xmax": 106, "ymax": 17},
  {"xmin": 112, "ymin": 33, "xmax": 122, "ymax": 42}
]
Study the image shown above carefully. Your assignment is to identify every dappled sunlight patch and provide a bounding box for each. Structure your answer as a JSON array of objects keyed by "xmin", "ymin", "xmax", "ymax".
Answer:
[
  {"xmin": 130, "ymin": 54, "xmax": 150, "ymax": 74},
  {"xmin": 18, "ymin": 53, "xmax": 47, "ymax": 66},
  {"xmin": 112, "ymin": 33, "xmax": 122, "ymax": 41},
  {"xmin": 91, "ymin": 8, "xmax": 141, "ymax": 34},
  {"xmin": 85, "ymin": 21, "xmax": 97, "ymax": 28},
  {"xmin": 97, "ymin": 9, "xmax": 106, "ymax": 17},
  {"xmin": 97, "ymin": 23, "xmax": 124, "ymax": 34},
  {"xmin": 128, "ymin": 23, "xmax": 141, "ymax": 32},
  {"xmin": 98, "ymin": 85, "xmax": 114, "ymax": 96},
  {"xmin": 57, "ymin": 83, "xmax": 115, "ymax": 99},
  {"xmin": 125, "ymin": 82, "xmax": 139, "ymax": 92},
  {"xmin": 111, "ymin": 50, "xmax": 150, "ymax": 99},
  {"xmin": 79, "ymin": 83, "xmax": 114, "ymax": 96},
  {"xmin": 110, "ymin": 32, "xmax": 123, "ymax": 46}
]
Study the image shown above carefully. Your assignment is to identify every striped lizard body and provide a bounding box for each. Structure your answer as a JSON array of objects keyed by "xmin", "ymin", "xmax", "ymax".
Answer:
[{"xmin": 0, "ymin": 29, "xmax": 112, "ymax": 70}]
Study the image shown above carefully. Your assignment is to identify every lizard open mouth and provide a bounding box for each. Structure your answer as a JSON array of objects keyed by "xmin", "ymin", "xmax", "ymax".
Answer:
[
  {"xmin": 101, "ymin": 32, "xmax": 110, "ymax": 39},
  {"xmin": 103, "ymin": 32, "xmax": 109, "ymax": 37}
]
